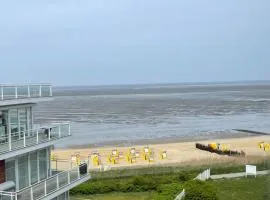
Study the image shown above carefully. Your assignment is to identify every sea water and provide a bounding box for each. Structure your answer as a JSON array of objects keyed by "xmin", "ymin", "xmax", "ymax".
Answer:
[{"xmin": 34, "ymin": 81, "xmax": 270, "ymax": 147}]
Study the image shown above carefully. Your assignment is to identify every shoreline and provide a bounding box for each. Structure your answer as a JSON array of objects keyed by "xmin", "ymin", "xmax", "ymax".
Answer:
[{"xmin": 57, "ymin": 131, "xmax": 256, "ymax": 149}]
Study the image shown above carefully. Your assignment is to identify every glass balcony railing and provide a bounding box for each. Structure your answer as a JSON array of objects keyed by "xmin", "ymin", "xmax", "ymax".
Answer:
[
  {"xmin": 0, "ymin": 123, "xmax": 71, "ymax": 154},
  {"xmin": 0, "ymin": 164, "xmax": 90, "ymax": 200},
  {"xmin": 0, "ymin": 192, "xmax": 16, "ymax": 200},
  {"xmin": 0, "ymin": 84, "xmax": 52, "ymax": 101}
]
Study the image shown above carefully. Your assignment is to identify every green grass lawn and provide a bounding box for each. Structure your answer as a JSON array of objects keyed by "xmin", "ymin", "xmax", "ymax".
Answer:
[
  {"xmin": 210, "ymin": 176, "xmax": 270, "ymax": 200},
  {"xmin": 70, "ymin": 162, "xmax": 270, "ymax": 200},
  {"xmin": 71, "ymin": 176, "xmax": 270, "ymax": 200},
  {"xmin": 70, "ymin": 192, "xmax": 154, "ymax": 200}
]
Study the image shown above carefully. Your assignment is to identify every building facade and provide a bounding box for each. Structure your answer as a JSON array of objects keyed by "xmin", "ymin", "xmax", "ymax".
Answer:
[{"xmin": 0, "ymin": 84, "xmax": 90, "ymax": 200}]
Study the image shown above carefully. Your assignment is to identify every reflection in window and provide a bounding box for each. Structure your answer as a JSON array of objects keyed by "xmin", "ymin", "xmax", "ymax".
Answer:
[
  {"xmin": 39, "ymin": 149, "xmax": 47, "ymax": 180},
  {"xmin": 18, "ymin": 155, "xmax": 29, "ymax": 189},
  {"xmin": 30, "ymin": 152, "xmax": 38, "ymax": 184},
  {"xmin": 10, "ymin": 109, "xmax": 18, "ymax": 134},
  {"xmin": 19, "ymin": 108, "xmax": 27, "ymax": 135},
  {"xmin": 5, "ymin": 160, "xmax": 15, "ymax": 183},
  {"xmin": 0, "ymin": 110, "xmax": 8, "ymax": 139}
]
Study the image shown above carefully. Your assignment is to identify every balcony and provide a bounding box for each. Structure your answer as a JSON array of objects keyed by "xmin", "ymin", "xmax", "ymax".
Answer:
[
  {"xmin": 0, "ymin": 84, "xmax": 52, "ymax": 106},
  {"xmin": 0, "ymin": 123, "xmax": 71, "ymax": 160},
  {"xmin": 0, "ymin": 164, "xmax": 91, "ymax": 200}
]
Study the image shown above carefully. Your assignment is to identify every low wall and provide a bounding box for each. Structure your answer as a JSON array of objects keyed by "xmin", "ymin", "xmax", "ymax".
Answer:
[
  {"xmin": 195, "ymin": 169, "xmax": 211, "ymax": 181},
  {"xmin": 175, "ymin": 189, "xmax": 185, "ymax": 200},
  {"xmin": 174, "ymin": 169, "xmax": 210, "ymax": 200}
]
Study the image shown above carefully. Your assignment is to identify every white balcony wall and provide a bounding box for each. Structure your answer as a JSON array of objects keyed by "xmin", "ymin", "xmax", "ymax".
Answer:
[
  {"xmin": 0, "ymin": 122, "xmax": 70, "ymax": 157},
  {"xmin": 0, "ymin": 84, "xmax": 52, "ymax": 101}
]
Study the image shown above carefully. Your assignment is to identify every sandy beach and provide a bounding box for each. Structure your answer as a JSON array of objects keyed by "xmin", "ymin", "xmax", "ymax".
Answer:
[{"xmin": 52, "ymin": 135, "xmax": 270, "ymax": 171}]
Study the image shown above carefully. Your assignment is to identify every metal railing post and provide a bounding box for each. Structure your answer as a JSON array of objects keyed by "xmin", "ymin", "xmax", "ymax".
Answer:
[
  {"xmin": 78, "ymin": 167, "xmax": 80, "ymax": 179},
  {"xmin": 44, "ymin": 181, "xmax": 47, "ymax": 196},
  {"xmin": 68, "ymin": 123, "xmax": 71, "ymax": 136},
  {"xmin": 30, "ymin": 187, "xmax": 34, "ymax": 200},
  {"xmin": 28, "ymin": 85, "xmax": 30, "ymax": 97},
  {"xmin": 48, "ymin": 128, "xmax": 51, "ymax": 140},
  {"xmin": 49, "ymin": 85, "xmax": 52, "ymax": 96},
  {"xmin": 9, "ymin": 135, "xmax": 12, "ymax": 151},
  {"xmin": 1, "ymin": 86, "xmax": 3, "ymax": 100},
  {"xmin": 57, "ymin": 174, "xmax": 59, "ymax": 189},
  {"xmin": 68, "ymin": 171, "xmax": 71, "ymax": 184},
  {"xmin": 58, "ymin": 125, "xmax": 61, "ymax": 138},
  {"xmin": 39, "ymin": 85, "xmax": 42, "ymax": 97},
  {"xmin": 14, "ymin": 86, "xmax": 18, "ymax": 99},
  {"xmin": 23, "ymin": 131, "xmax": 26, "ymax": 147},
  {"xmin": 36, "ymin": 130, "xmax": 39, "ymax": 144}
]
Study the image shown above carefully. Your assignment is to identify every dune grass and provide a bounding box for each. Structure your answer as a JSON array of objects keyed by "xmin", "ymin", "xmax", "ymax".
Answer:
[{"xmin": 89, "ymin": 161, "xmax": 270, "ymax": 180}]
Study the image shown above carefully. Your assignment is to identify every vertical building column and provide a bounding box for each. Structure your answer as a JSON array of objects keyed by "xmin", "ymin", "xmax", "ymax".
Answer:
[
  {"xmin": 7, "ymin": 109, "xmax": 11, "ymax": 151},
  {"xmin": 26, "ymin": 107, "xmax": 30, "ymax": 136},
  {"xmin": 15, "ymin": 158, "xmax": 19, "ymax": 190},
  {"xmin": 47, "ymin": 147, "xmax": 51, "ymax": 177},
  {"xmin": 28, "ymin": 153, "xmax": 31, "ymax": 186},
  {"xmin": 46, "ymin": 148, "xmax": 49, "ymax": 178},
  {"xmin": 30, "ymin": 106, "xmax": 34, "ymax": 131},
  {"xmin": 37, "ymin": 151, "xmax": 40, "ymax": 182},
  {"xmin": 67, "ymin": 191, "xmax": 70, "ymax": 200},
  {"xmin": 17, "ymin": 108, "xmax": 21, "ymax": 139}
]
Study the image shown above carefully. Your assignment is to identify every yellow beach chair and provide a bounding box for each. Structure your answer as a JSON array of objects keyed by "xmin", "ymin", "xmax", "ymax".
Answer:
[
  {"xmin": 126, "ymin": 147, "xmax": 137, "ymax": 164},
  {"xmin": 71, "ymin": 153, "xmax": 81, "ymax": 166},
  {"xmin": 142, "ymin": 146, "xmax": 150, "ymax": 160},
  {"xmin": 160, "ymin": 151, "xmax": 167, "ymax": 160},
  {"xmin": 91, "ymin": 152, "xmax": 101, "ymax": 166}
]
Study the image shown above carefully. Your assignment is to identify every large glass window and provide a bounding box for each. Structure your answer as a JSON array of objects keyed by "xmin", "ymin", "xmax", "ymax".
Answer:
[
  {"xmin": 19, "ymin": 108, "xmax": 27, "ymax": 135},
  {"xmin": 18, "ymin": 155, "xmax": 29, "ymax": 189},
  {"xmin": 0, "ymin": 108, "xmax": 33, "ymax": 142},
  {"xmin": 9, "ymin": 109, "xmax": 18, "ymax": 134},
  {"xmin": 5, "ymin": 160, "xmax": 15, "ymax": 183},
  {"xmin": 28, "ymin": 107, "xmax": 33, "ymax": 131},
  {"xmin": 30, "ymin": 152, "xmax": 38, "ymax": 184},
  {"xmin": 0, "ymin": 110, "xmax": 8, "ymax": 140},
  {"xmin": 39, "ymin": 149, "xmax": 47, "ymax": 180}
]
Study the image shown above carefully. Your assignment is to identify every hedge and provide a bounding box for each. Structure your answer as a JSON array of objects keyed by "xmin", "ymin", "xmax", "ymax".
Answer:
[
  {"xmin": 184, "ymin": 180, "xmax": 217, "ymax": 200},
  {"xmin": 70, "ymin": 171, "xmax": 194, "ymax": 195},
  {"xmin": 152, "ymin": 183, "xmax": 183, "ymax": 200}
]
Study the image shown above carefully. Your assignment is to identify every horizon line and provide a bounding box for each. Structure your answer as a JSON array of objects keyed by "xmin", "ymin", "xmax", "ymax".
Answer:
[{"xmin": 53, "ymin": 79, "xmax": 270, "ymax": 88}]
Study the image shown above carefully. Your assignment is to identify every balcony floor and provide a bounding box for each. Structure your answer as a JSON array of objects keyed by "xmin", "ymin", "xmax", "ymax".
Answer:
[{"xmin": 0, "ymin": 97, "xmax": 53, "ymax": 107}]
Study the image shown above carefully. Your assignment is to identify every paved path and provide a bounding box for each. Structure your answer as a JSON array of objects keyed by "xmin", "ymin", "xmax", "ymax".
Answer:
[{"xmin": 210, "ymin": 170, "xmax": 270, "ymax": 180}]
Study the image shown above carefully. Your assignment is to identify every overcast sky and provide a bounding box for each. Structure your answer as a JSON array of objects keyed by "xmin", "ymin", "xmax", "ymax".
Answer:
[{"xmin": 0, "ymin": 0, "xmax": 269, "ymax": 86}]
